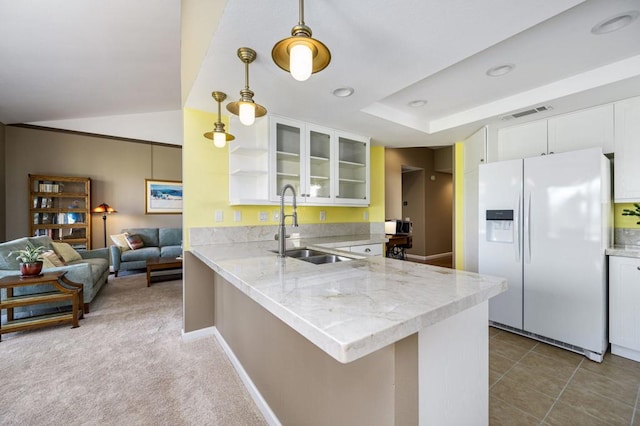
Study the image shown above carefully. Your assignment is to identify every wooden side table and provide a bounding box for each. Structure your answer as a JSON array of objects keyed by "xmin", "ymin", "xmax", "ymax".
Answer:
[{"xmin": 0, "ymin": 271, "xmax": 84, "ymax": 341}]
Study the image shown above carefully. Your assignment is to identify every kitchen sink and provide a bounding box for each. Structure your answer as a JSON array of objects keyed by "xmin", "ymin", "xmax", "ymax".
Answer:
[
  {"xmin": 273, "ymin": 248, "xmax": 353, "ymax": 264},
  {"xmin": 281, "ymin": 248, "xmax": 326, "ymax": 258},
  {"xmin": 299, "ymin": 254, "xmax": 352, "ymax": 264}
]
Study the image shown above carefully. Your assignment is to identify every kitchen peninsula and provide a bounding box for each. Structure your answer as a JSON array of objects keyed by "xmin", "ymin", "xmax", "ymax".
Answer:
[{"xmin": 184, "ymin": 232, "xmax": 506, "ymax": 425}]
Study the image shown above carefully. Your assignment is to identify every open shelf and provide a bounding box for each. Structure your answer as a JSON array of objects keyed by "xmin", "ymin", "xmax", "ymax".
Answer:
[
  {"xmin": 230, "ymin": 169, "xmax": 268, "ymax": 176},
  {"xmin": 230, "ymin": 146, "xmax": 268, "ymax": 156}
]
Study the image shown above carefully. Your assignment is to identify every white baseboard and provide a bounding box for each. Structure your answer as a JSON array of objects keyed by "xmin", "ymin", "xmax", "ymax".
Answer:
[
  {"xmin": 406, "ymin": 251, "xmax": 453, "ymax": 262},
  {"xmin": 212, "ymin": 327, "xmax": 281, "ymax": 426},
  {"xmin": 181, "ymin": 326, "xmax": 215, "ymax": 342}
]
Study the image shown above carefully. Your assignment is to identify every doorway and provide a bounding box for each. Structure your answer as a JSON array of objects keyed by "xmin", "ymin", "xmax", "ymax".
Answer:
[{"xmin": 385, "ymin": 147, "xmax": 453, "ymax": 268}]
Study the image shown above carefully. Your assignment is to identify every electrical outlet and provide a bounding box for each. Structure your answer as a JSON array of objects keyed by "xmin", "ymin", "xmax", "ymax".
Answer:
[
  {"xmin": 259, "ymin": 212, "xmax": 268, "ymax": 222},
  {"xmin": 363, "ymin": 211, "xmax": 369, "ymax": 220},
  {"xmin": 273, "ymin": 211, "xmax": 280, "ymax": 221},
  {"xmin": 215, "ymin": 210, "xmax": 223, "ymax": 222},
  {"xmin": 234, "ymin": 211, "xmax": 242, "ymax": 222},
  {"xmin": 319, "ymin": 210, "xmax": 326, "ymax": 221}
]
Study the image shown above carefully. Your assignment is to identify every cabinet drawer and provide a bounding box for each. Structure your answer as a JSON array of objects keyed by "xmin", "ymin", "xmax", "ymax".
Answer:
[{"xmin": 350, "ymin": 244, "xmax": 383, "ymax": 256}]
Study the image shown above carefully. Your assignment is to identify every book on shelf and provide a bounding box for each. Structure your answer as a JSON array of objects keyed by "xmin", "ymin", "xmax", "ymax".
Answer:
[
  {"xmin": 34, "ymin": 197, "xmax": 53, "ymax": 208},
  {"xmin": 37, "ymin": 183, "xmax": 61, "ymax": 193}
]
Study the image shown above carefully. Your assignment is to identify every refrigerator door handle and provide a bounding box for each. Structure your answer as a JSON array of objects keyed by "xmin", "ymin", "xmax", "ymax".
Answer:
[
  {"xmin": 514, "ymin": 194, "xmax": 520, "ymax": 262},
  {"xmin": 524, "ymin": 192, "xmax": 531, "ymax": 263}
]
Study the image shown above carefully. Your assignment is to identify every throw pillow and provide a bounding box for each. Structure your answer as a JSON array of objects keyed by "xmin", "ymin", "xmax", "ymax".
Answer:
[
  {"xmin": 41, "ymin": 256, "xmax": 55, "ymax": 269},
  {"xmin": 110, "ymin": 232, "xmax": 130, "ymax": 252},
  {"xmin": 41, "ymin": 250, "xmax": 64, "ymax": 267},
  {"xmin": 126, "ymin": 234, "xmax": 144, "ymax": 250},
  {"xmin": 51, "ymin": 242, "xmax": 83, "ymax": 264}
]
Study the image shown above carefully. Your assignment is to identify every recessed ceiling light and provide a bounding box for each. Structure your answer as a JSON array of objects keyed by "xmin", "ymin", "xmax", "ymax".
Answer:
[
  {"xmin": 486, "ymin": 64, "xmax": 515, "ymax": 77},
  {"xmin": 333, "ymin": 87, "xmax": 354, "ymax": 97},
  {"xmin": 408, "ymin": 100, "xmax": 427, "ymax": 108},
  {"xmin": 591, "ymin": 11, "xmax": 639, "ymax": 35}
]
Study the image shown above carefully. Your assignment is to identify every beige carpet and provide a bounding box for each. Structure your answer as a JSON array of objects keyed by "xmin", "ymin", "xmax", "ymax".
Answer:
[{"xmin": 0, "ymin": 274, "xmax": 267, "ymax": 426}]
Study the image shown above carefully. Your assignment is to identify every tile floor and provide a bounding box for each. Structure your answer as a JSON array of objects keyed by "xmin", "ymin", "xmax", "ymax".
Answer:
[{"xmin": 489, "ymin": 327, "xmax": 640, "ymax": 425}]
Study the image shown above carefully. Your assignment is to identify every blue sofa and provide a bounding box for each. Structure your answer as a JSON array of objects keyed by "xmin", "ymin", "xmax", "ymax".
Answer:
[
  {"xmin": 110, "ymin": 228, "xmax": 182, "ymax": 276},
  {"xmin": 0, "ymin": 235, "xmax": 109, "ymax": 315}
]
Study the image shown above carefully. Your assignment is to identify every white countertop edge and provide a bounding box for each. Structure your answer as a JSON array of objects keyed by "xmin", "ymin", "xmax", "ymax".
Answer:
[
  {"xmin": 606, "ymin": 246, "xmax": 640, "ymax": 259},
  {"xmin": 191, "ymin": 248, "xmax": 506, "ymax": 364}
]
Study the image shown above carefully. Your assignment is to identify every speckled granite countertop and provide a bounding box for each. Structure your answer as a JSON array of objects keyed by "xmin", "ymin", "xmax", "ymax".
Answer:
[{"xmin": 191, "ymin": 235, "xmax": 506, "ymax": 364}]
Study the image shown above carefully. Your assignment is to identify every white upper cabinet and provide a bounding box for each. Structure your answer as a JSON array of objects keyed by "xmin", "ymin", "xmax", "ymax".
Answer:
[
  {"xmin": 548, "ymin": 104, "xmax": 614, "ymax": 154},
  {"xmin": 463, "ymin": 126, "xmax": 487, "ymax": 174},
  {"xmin": 614, "ymin": 96, "xmax": 640, "ymax": 202},
  {"xmin": 270, "ymin": 116, "xmax": 305, "ymax": 202},
  {"xmin": 335, "ymin": 131, "xmax": 370, "ymax": 205},
  {"xmin": 266, "ymin": 115, "xmax": 370, "ymax": 206},
  {"xmin": 492, "ymin": 104, "xmax": 614, "ymax": 163},
  {"xmin": 305, "ymin": 124, "xmax": 335, "ymax": 204},
  {"xmin": 497, "ymin": 120, "xmax": 547, "ymax": 162}
]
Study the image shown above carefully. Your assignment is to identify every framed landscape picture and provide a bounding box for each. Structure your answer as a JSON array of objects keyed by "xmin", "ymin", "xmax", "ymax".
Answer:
[{"xmin": 145, "ymin": 179, "xmax": 183, "ymax": 214}]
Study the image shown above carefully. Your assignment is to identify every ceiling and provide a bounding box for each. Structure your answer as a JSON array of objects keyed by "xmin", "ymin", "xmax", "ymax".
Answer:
[{"xmin": 2, "ymin": 0, "xmax": 640, "ymax": 148}]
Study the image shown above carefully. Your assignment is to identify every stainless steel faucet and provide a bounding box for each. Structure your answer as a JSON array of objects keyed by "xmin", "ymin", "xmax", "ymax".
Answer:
[{"xmin": 277, "ymin": 184, "xmax": 298, "ymax": 257}]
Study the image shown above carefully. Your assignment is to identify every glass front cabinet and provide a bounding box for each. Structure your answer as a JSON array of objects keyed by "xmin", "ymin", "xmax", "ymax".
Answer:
[
  {"xmin": 268, "ymin": 115, "xmax": 369, "ymax": 206},
  {"xmin": 336, "ymin": 132, "xmax": 370, "ymax": 205},
  {"xmin": 29, "ymin": 174, "xmax": 92, "ymax": 249},
  {"xmin": 271, "ymin": 117, "xmax": 304, "ymax": 202}
]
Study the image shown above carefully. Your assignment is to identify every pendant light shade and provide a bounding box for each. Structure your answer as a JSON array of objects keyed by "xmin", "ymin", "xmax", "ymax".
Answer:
[
  {"xmin": 204, "ymin": 91, "xmax": 235, "ymax": 148},
  {"xmin": 227, "ymin": 47, "xmax": 267, "ymax": 126},
  {"xmin": 272, "ymin": 0, "xmax": 331, "ymax": 81}
]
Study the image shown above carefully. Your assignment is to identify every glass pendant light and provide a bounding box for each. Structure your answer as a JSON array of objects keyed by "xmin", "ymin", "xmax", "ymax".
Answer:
[
  {"xmin": 272, "ymin": 0, "xmax": 331, "ymax": 81},
  {"xmin": 204, "ymin": 91, "xmax": 235, "ymax": 148},
  {"xmin": 226, "ymin": 47, "xmax": 267, "ymax": 126},
  {"xmin": 290, "ymin": 42, "xmax": 313, "ymax": 81}
]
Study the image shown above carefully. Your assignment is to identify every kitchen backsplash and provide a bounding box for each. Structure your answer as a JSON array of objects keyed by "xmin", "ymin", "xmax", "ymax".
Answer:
[
  {"xmin": 190, "ymin": 222, "xmax": 385, "ymax": 246},
  {"xmin": 615, "ymin": 228, "xmax": 640, "ymax": 247}
]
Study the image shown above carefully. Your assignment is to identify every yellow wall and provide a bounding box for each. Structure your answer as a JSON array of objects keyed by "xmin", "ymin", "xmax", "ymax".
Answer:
[
  {"xmin": 615, "ymin": 203, "xmax": 640, "ymax": 228},
  {"xmin": 453, "ymin": 142, "xmax": 464, "ymax": 270},
  {"xmin": 183, "ymin": 108, "xmax": 385, "ymax": 248}
]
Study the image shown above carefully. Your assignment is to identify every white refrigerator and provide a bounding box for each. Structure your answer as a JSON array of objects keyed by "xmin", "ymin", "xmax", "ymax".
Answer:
[{"xmin": 478, "ymin": 147, "xmax": 611, "ymax": 361}]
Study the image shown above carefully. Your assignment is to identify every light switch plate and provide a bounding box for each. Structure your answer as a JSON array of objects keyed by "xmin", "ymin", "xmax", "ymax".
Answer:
[
  {"xmin": 320, "ymin": 211, "xmax": 326, "ymax": 221},
  {"xmin": 215, "ymin": 210, "xmax": 223, "ymax": 222},
  {"xmin": 259, "ymin": 212, "xmax": 268, "ymax": 222},
  {"xmin": 234, "ymin": 211, "xmax": 242, "ymax": 222},
  {"xmin": 273, "ymin": 211, "xmax": 280, "ymax": 221},
  {"xmin": 363, "ymin": 211, "xmax": 369, "ymax": 220}
]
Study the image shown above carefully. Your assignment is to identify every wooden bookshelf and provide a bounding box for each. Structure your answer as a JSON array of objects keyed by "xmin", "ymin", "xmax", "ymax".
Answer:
[{"xmin": 29, "ymin": 174, "xmax": 92, "ymax": 250}]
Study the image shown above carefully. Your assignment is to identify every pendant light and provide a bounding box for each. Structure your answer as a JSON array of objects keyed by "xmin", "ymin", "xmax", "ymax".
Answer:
[
  {"xmin": 226, "ymin": 47, "xmax": 267, "ymax": 126},
  {"xmin": 272, "ymin": 0, "xmax": 331, "ymax": 81},
  {"xmin": 204, "ymin": 91, "xmax": 235, "ymax": 148}
]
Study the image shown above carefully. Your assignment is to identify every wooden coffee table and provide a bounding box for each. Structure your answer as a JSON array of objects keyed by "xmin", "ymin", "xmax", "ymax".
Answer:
[{"xmin": 145, "ymin": 257, "xmax": 183, "ymax": 287}]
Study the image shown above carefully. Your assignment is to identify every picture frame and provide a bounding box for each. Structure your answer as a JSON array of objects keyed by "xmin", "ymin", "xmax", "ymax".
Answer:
[{"xmin": 145, "ymin": 179, "xmax": 183, "ymax": 214}]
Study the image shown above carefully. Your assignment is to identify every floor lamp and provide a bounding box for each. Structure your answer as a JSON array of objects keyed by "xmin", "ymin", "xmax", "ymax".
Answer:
[{"xmin": 92, "ymin": 203, "xmax": 117, "ymax": 247}]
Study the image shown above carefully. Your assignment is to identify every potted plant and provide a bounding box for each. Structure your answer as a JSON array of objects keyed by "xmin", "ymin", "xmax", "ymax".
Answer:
[
  {"xmin": 622, "ymin": 203, "xmax": 640, "ymax": 225},
  {"xmin": 10, "ymin": 244, "xmax": 46, "ymax": 276}
]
